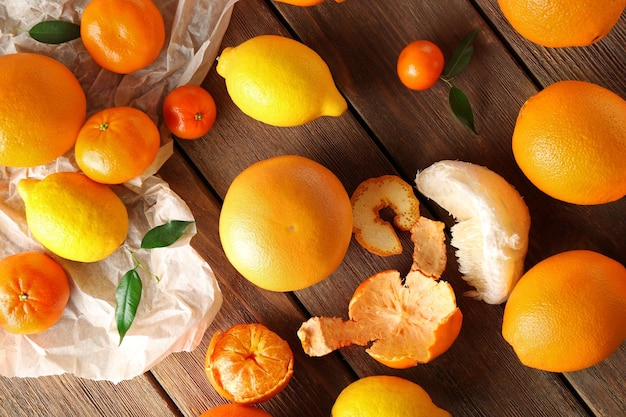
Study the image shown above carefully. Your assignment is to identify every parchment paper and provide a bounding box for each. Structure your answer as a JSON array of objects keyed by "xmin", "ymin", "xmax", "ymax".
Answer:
[{"xmin": 0, "ymin": 0, "xmax": 238, "ymax": 382}]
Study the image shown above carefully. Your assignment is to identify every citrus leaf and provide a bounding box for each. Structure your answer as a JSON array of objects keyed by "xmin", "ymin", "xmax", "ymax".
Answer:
[
  {"xmin": 449, "ymin": 86, "xmax": 477, "ymax": 134},
  {"xmin": 443, "ymin": 28, "xmax": 480, "ymax": 80},
  {"xmin": 29, "ymin": 21, "xmax": 81, "ymax": 44},
  {"xmin": 115, "ymin": 269, "xmax": 142, "ymax": 345},
  {"xmin": 141, "ymin": 220, "xmax": 194, "ymax": 249}
]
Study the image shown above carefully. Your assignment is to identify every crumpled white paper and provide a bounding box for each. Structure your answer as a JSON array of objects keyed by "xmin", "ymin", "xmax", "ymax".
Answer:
[{"xmin": 0, "ymin": 0, "xmax": 238, "ymax": 382}]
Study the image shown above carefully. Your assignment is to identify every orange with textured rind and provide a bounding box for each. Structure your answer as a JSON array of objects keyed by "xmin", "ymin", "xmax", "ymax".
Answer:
[
  {"xmin": 80, "ymin": 0, "xmax": 165, "ymax": 74},
  {"xmin": 199, "ymin": 404, "xmax": 273, "ymax": 417},
  {"xmin": 0, "ymin": 53, "xmax": 86, "ymax": 168},
  {"xmin": 0, "ymin": 252, "xmax": 70, "ymax": 335},
  {"xmin": 163, "ymin": 85, "xmax": 217, "ymax": 140},
  {"xmin": 205, "ymin": 323, "xmax": 294, "ymax": 404},
  {"xmin": 503, "ymin": 250, "xmax": 626, "ymax": 372}
]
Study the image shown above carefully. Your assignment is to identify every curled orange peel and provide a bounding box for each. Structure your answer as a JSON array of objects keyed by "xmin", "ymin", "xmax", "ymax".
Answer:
[
  {"xmin": 298, "ymin": 217, "xmax": 462, "ymax": 369},
  {"xmin": 351, "ymin": 175, "xmax": 420, "ymax": 256}
]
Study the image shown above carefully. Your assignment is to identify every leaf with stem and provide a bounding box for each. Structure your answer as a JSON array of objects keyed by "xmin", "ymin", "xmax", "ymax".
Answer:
[
  {"xmin": 442, "ymin": 28, "xmax": 481, "ymax": 81},
  {"xmin": 141, "ymin": 220, "xmax": 194, "ymax": 249},
  {"xmin": 115, "ymin": 269, "xmax": 143, "ymax": 345},
  {"xmin": 449, "ymin": 86, "xmax": 477, "ymax": 134},
  {"xmin": 29, "ymin": 21, "xmax": 81, "ymax": 44}
]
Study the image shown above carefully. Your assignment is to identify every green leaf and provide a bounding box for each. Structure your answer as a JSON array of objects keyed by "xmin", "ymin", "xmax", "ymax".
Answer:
[
  {"xmin": 29, "ymin": 21, "xmax": 81, "ymax": 45},
  {"xmin": 140, "ymin": 220, "xmax": 194, "ymax": 249},
  {"xmin": 442, "ymin": 28, "xmax": 481, "ymax": 80},
  {"xmin": 449, "ymin": 86, "xmax": 477, "ymax": 134},
  {"xmin": 115, "ymin": 269, "xmax": 142, "ymax": 345}
]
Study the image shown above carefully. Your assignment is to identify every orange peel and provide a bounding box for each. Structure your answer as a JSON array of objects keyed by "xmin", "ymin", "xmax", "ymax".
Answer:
[
  {"xmin": 351, "ymin": 175, "xmax": 420, "ymax": 256},
  {"xmin": 298, "ymin": 217, "xmax": 462, "ymax": 369}
]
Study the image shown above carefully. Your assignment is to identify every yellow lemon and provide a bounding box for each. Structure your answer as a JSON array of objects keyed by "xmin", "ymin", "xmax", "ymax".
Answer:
[
  {"xmin": 332, "ymin": 375, "xmax": 451, "ymax": 417},
  {"xmin": 18, "ymin": 172, "xmax": 129, "ymax": 263},
  {"xmin": 216, "ymin": 35, "xmax": 347, "ymax": 127}
]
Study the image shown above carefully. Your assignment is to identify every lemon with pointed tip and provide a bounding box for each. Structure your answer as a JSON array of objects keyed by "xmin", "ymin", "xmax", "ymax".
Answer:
[
  {"xmin": 216, "ymin": 35, "xmax": 347, "ymax": 127},
  {"xmin": 18, "ymin": 172, "xmax": 129, "ymax": 263}
]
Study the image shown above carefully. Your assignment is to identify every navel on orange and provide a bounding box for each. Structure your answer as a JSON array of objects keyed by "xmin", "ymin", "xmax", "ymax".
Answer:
[
  {"xmin": 0, "ymin": 252, "xmax": 70, "ymax": 335},
  {"xmin": 80, "ymin": 0, "xmax": 166, "ymax": 74},
  {"xmin": 205, "ymin": 323, "xmax": 294, "ymax": 404},
  {"xmin": 512, "ymin": 80, "xmax": 626, "ymax": 205},
  {"xmin": 502, "ymin": 250, "xmax": 626, "ymax": 372},
  {"xmin": 0, "ymin": 53, "xmax": 86, "ymax": 167},
  {"xmin": 75, "ymin": 106, "xmax": 161, "ymax": 184},
  {"xmin": 219, "ymin": 155, "xmax": 353, "ymax": 292}
]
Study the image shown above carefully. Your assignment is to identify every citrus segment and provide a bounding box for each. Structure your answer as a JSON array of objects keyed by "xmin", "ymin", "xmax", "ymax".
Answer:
[
  {"xmin": 216, "ymin": 35, "xmax": 347, "ymax": 126},
  {"xmin": 75, "ymin": 106, "xmax": 161, "ymax": 184},
  {"xmin": 17, "ymin": 172, "xmax": 129, "ymax": 263},
  {"xmin": 80, "ymin": 0, "xmax": 165, "ymax": 74},
  {"xmin": 0, "ymin": 252, "xmax": 70, "ymax": 335},
  {"xmin": 497, "ymin": 0, "xmax": 625, "ymax": 47},
  {"xmin": 298, "ymin": 217, "xmax": 461, "ymax": 369},
  {"xmin": 415, "ymin": 160, "xmax": 530, "ymax": 304},
  {"xmin": 503, "ymin": 250, "xmax": 626, "ymax": 372},
  {"xmin": 332, "ymin": 375, "xmax": 451, "ymax": 417},
  {"xmin": 219, "ymin": 155, "xmax": 352, "ymax": 292},
  {"xmin": 512, "ymin": 80, "xmax": 626, "ymax": 205},
  {"xmin": 351, "ymin": 175, "xmax": 420, "ymax": 256},
  {"xmin": 205, "ymin": 323, "xmax": 294, "ymax": 404},
  {"xmin": 0, "ymin": 53, "xmax": 86, "ymax": 167}
]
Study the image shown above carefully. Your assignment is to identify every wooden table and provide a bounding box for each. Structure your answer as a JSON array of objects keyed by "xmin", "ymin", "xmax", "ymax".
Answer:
[{"xmin": 2, "ymin": 0, "xmax": 625, "ymax": 416}]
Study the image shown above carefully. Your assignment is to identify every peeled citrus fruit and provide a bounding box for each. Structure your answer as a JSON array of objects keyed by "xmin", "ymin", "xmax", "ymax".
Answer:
[
  {"xmin": 219, "ymin": 155, "xmax": 352, "ymax": 292},
  {"xmin": 0, "ymin": 52, "xmax": 86, "ymax": 167},
  {"xmin": 351, "ymin": 175, "xmax": 420, "ymax": 256},
  {"xmin": 497, "ymin": 0, "xmax": 625, "ymax": 47},
  {"xmin": 512, "ymin": 80, "xmax": 626, "ymax": 205},
  {"xmin": 415, "ymin": 160, "xmax": 530, "ymax": 304},
  {"xmin": 18, "ymin": 172, "xmax": 129, "ymax": 263},
  {"xmin": 503, "ymin": 250, "xmax": 626, "ymax": 372},
  {"xmin": 75, "ymin": 106, "xmax": 161, "ymax": 184},
  {"xmin": 332, "ymin": 375, "xmax": 451, "ymax": 417},
  {"xmin": 205, "ymin": 323, "xmax": 294, "ymax": 404},
  {"xmin": 199, "ymin": 404, "xmax": 273, "ymax": 417},
  {"xmin": 0, "ymin": 252, "xmax": 70, "ymax": 335},
  {"xmin": 298, "ymin": 216, "xmax": 461, "ymax": 369},
  {"xmin": 80, "ymin": 0, "xmax": 165, "ymax": 74},
  {"xmin": 216, "ymin": 35, "xmax": 347, "ymax": 126}
]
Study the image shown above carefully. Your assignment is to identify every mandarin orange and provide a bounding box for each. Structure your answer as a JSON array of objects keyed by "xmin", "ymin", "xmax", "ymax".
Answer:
[
  {"xmin": 163, "ymin": 85, "xmax": 217, "ymax": 139},
  {"xmin": 0, "ymin": 252, "xmax": 70, "ymax": 335},
  {"xmin": 199, "ymin": 404, "xmax": 273, "ymax": 417}
]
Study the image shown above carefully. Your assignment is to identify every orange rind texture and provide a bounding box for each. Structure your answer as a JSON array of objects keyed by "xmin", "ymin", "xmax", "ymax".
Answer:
[
  {"xmin": 351, "ymin": 175, "xmax": 420, "ymax": 256},
  {"xmin": 298, "ymin": 217, "xmax": 462, "ymax": 368}
]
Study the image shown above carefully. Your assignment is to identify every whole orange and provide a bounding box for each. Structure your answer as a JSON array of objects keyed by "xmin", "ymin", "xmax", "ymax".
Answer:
[
  {"xmin": 199, "ymin": 404, "xmax": 273, "ymax": 417},
  {"xmin": 80, "ymin": 0, "xmax": 166, "ymax": 74},
  {"xmin": 497, "ymin": 0, "xmax": 625, "ymax": 47},
  {"xmin": 397, "ymin": 40, "xmax": 444, "ymax": 91},
  {"xmin": 219, "ymin": 155, "xmax": 353, "ymax": 292},
  {"xmin": 512, "ymin": 80, "xmax": 626, "ymax": 205},
  {"xmin": 0, "ymin": 53, "xmax": 86, "ymax": 168},
  {"xmin": 502, "ymin": 250, "xmax": 626, "ymax": 372},
  {"xmin": 0, "ymin": 252, "xmax": 70, "ymax": 335},
  {"xmin": 163, "ymin": 85, "xmax": 217, "ymax": 140},
  {"xmin": 75, "ymin": 106, "xmax": 161, "ymax": 184},
  {"xmin": 205, "ymin": 323, "xmax": 294, "ymax": 404}
]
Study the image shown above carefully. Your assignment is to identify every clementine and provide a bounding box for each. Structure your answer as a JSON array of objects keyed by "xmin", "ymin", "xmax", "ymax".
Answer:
[
  {"xmin": 163, "ymin": 85, "xmax": 217, "ymax": 139},
  {"xmin": 205, "ymin": 323, "xmax": 294, "ymax": 404},
  {"xmin": 219, "ymin": 155, "xmax": 353, "ymax": 292},
  {"xmin": 0, "ymin": 252, "xmax": 70, "ymax": 335},
  {"xmin": 497, "ymin": 0, "xmax": 625, "ymax": 47},
  {"xmin": 0, "ymin": 53, "xmax": 86, "ymax": 168},
  {"xmin": 80, "ymin": 0, "xmax": 166, "ymax": 74},
  {"xmin": 512, "ymin": 80, "xmax": 626, "ymax": 205},
  {"xmin": 298, "ymin": 217, "xmax": 462, "ymax": 369},
  {"xmin": 502, "ymin": 250, "xmax": 626, "ymax": 372},
  {"xmin": 199, "ymin": 404, "xmax": 273, "ymax": 417},
  {"xmin": 397, "ymin": 40, "xmax": 444, "ymax": 90},
  {"xmin": 74, "ymin": 106, "xmax": 161, "ymax": 184}
]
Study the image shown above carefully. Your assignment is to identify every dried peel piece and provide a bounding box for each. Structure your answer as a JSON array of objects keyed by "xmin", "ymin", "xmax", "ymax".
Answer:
[
  {"xmin": 298, "ymin": 219, "xmax": 461, "ymax": 369},
  {"xmin": 351, "ymin": 175, "xmax": 420, "ymax": 256}
]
